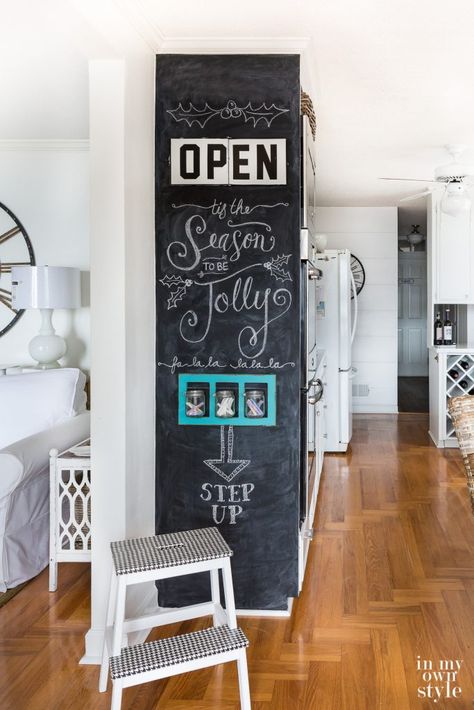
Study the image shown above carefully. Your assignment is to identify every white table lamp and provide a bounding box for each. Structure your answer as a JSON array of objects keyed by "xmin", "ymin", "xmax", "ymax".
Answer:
[{"xmin": 11, "ymin": 266, "xmax": 81, "ymax": 369}]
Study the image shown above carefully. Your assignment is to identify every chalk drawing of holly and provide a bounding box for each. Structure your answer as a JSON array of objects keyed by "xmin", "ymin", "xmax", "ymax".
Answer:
[
  {"xmin": 159, "ymin": 275, "xmax": 193, "ymax": 309},
  {"xmin": 264, "ymin": 254, "xmax": 292, "ymax": 282}
]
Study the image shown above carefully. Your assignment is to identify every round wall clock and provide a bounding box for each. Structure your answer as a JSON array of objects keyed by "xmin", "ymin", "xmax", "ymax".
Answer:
[
  {"xmin": 0, "ymin": 201, "xmax": 35, "ymax": 337},
  {"xmin": 350, "ymin": 254, "xmax": 365, "ymax": 299}
]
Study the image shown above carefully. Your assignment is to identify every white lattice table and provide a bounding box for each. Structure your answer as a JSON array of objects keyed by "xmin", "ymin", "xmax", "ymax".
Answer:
[{"xmin": 49, "ymin": 438, "xmax": 91, "ymax": 592}]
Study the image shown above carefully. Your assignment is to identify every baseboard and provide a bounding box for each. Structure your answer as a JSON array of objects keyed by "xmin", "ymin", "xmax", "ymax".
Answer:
[
  {"xmin": 443, "ymin": 439, "xmax": 459, "ymax": 448},
  {"xmin": 236, "ymin": 598, "xmax": 293, "ymax": 618},
  {"xmin": 428, "ymin": 430, "xmax": 459, "ymax": 449},
  {"xmin": 80, "ymin": 585, "xmax": 157, "ymax": 665}
]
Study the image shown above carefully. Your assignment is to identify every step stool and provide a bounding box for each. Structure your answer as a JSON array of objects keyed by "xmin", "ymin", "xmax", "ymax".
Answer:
[{"xmin": 99, "ymin": 526, "xmax": 251, "ymax": 710}]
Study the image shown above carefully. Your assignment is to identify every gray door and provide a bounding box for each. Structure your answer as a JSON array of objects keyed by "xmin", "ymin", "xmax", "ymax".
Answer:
[{"xmin": 398, "ymin": 252, "xmax": 428, "ymax": 376}]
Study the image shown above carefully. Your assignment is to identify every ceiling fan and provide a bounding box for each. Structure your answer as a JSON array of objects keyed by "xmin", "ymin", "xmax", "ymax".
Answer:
[{"xmin": 380, "ymin": 144, "xmax": 474, "ymax": 216}]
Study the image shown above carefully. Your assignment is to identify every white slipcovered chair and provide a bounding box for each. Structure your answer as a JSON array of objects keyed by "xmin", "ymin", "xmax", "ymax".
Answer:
[{"xmin": 0, "ymin": 368, "xmax": 90, "ymax": 591}]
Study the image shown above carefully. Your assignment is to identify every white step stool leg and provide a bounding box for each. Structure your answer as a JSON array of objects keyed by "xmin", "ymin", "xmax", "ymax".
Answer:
[
  {"xmin": 112, "ymin": 577, "xmax": 127, "ymax": 655},
  {"xmin": 221, "ymin": 557, "xmax": 237, "ymax": 628},
  {"xmin": 210, "ymin": 567, "xmax": 220, "ymax": 625},
  {"xmin": 111, "ymin": 679, "xmax": 123, "ymax": 710},
  {"xmin": 99, "ymin": 571, "xmax": 117, "ymax": 693},
  {"xmin": 237, "ymin": 649, "xmax": 251, "ymax": 710},
  {"xmin": 48, "ymin": 555, "xmax": 57, "ymax": 593}
]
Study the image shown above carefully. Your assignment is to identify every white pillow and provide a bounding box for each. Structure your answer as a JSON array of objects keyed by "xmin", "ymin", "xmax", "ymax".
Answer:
[{"xmin": 0, "ymin": 368, "xmax": 87, "ymax": 450}]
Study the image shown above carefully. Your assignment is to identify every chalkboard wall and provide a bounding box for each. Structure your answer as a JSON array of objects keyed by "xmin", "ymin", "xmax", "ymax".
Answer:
[{"xmin": 155, "ymin": 54, "xmax": 301, "ymax": 609}]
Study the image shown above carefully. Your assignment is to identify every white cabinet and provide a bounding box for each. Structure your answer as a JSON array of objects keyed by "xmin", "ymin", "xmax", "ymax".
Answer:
[
  {"xmin": 429, "ymin": 347, "xmax": 474, "ymax": 447},
  {"xmin": 431, "ymin": 196, "xmax": 474, "ymax": 304}
]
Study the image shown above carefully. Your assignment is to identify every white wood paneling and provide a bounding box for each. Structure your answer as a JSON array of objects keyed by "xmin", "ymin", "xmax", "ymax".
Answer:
[
  {"xmin": 352, "ymin": 335, "xmax": 398, "ymax": 363},
  {"xmin": 316, "ymin": 207, "xmax": 397, "ymax": 234},
  {"xmin": 356, "ymin": 257, "xmax": 397, "ymax": 286},
  {"xmin": 319, "ymin": 232, "xmax": 396, "ymax": 258},
  {"xmin": 352, "ymin": 361, "xmax": 398, "ymax": 388},
  {"xmin": 358, "ymin": 284, "xmax": 398, "ymax": 311},
  {"xmin": 320, "ymin": 207, "xmax": 398, "ymax": 413},
  {"xmin": 357, "ymin": 310, "xmax": 397, "ymax": 337}
]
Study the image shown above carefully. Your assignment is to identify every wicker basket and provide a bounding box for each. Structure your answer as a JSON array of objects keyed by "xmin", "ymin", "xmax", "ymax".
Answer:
[{"xmin": 447, "ymin": 395, "xmax": 474, "ymax": 515}]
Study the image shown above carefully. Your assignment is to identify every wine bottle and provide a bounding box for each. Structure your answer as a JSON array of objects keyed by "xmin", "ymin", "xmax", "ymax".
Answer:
[
  {"xmin": 434, "ymin": 311, "xmax": 443, "ymax": 346},
  {"xmin": 459, "ymin": 379, "xmax": 469, "ymax": 390},
  {"xmin": 448, "ymin": 368, "xmax": 459, "ymax": 380},
  {"xmin": 460, "ymin": 359, "xmax": 470, "ymax": 370},
  {"xmin": 443, "ymin": 308, "xmax": 453, "ymax": 346}
]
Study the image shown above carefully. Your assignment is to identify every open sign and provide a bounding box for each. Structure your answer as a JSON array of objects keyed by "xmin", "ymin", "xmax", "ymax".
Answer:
[{"xmin": 170, "ymin": 138, "xmax": 286, "ymax": 185}]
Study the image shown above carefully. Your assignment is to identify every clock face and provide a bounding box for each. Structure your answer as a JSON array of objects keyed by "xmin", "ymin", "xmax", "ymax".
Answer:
[
  {"xmin": 0, "ymin": 202, "xmax": 35, "ymax": 337},
  {"xmin": 350, "ymin": 254, "xmax": 365, "ymax": 298}
]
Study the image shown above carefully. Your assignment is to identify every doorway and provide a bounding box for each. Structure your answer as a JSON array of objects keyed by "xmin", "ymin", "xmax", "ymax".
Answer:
[{"xmin": 398, "ymin": 245, "xmax": 429, "ymax": 412}]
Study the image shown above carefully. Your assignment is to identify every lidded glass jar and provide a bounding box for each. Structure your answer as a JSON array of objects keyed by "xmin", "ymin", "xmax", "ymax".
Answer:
[
  {"xmin": 245, "ymin": 389, "xmax": 265, "ymax": 418},
  {"xmin": 185, "ymin": 388, "xmax": 206, "ymax": 417},
  {"xmin": 216, "ymin": 389, "xmax": 236, "ymax": 418}
]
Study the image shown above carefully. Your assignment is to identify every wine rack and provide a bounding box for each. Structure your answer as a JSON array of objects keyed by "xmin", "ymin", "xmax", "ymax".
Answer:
[{"xmin": 445, "ymin": 353, "xmax": 474, "ymax": 440}]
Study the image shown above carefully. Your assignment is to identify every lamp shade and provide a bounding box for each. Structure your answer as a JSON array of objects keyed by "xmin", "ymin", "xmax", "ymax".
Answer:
[
  {"xmin": 11, "ymin": 266, "xmax": 81, "ymax": 309},
  {"xmin": 441, "ymin": 183, "xmax": 471, "ymax": 217}
]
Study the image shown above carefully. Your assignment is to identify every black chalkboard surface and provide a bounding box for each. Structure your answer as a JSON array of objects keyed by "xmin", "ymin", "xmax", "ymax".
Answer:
[{"xmin": 155, "ymin": 54, "xmax": 301, "ymax": 609}]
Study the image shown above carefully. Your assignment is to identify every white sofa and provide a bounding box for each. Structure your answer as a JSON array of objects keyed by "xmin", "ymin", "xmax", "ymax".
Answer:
[{"xmin": 0, "ymin": 369, "xmax": 90, "ymax": 591}]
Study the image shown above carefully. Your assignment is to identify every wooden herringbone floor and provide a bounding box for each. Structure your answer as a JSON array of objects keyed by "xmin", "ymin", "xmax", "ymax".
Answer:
[{"xmin": 1, "ymin": 413, "xmax": 474, "ymax": 709}]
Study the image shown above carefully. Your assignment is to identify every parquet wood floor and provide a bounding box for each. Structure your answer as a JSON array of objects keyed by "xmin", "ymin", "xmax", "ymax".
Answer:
[{"xmin": 1, "ymin": 413, "xmax": 473, "ymax": 709}]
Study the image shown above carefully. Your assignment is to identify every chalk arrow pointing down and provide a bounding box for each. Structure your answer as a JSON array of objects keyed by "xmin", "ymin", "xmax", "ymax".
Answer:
[{"xmin": 203, "ymin": 426, "xmax": 250, "ymax": 482}]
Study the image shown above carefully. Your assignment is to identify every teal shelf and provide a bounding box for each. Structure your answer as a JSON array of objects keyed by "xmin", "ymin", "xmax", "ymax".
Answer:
[{"xmin": 178, "ymin": 373, "xmax": 276, "ymax": 426}]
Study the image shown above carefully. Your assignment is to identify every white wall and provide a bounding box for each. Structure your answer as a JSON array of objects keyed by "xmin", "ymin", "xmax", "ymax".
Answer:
[
  {"xmin": 316, "ymin": 207, "xmax": 398, "ymax": 413},
  {"xmin": 85, "ymin": 55, "xmax": 155, "ymax": 663},
  {"xmin": 0, "ymin": 145, "xmax": 90, "ymax": 371}
]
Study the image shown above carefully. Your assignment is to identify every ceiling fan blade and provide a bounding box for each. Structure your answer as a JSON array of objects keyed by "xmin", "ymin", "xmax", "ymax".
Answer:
[
  {"xmin": 399, "ymin": 190, "xmax": 434, "ymax": 202},
  {"xmin": 380, "ymin": 177, "xmax": 438, "ymax": 183}
]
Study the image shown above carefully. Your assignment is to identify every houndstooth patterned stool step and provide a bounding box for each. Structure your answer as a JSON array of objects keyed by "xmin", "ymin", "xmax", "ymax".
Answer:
[
  {"xmin": 110, "ymin": 625, "xmax": 248, "ymax": 678},
  {"xmin": 110, "ymin": 526, "xmax": 233, "ymax": 575},
  {"xmin": 99, "ymin": 527, "xmax": 251, "ymax": 710}
]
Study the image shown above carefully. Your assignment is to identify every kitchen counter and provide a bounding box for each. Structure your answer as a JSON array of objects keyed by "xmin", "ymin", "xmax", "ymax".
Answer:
[{"xmin": 429, "ymin": 345, "xmax": 474, "ymax": 354}]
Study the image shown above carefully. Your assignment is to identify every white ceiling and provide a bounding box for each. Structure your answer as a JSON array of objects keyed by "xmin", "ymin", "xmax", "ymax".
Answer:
[{"xmin": 5, "ymin": 0, "xmax": 474, "ymax": 219}]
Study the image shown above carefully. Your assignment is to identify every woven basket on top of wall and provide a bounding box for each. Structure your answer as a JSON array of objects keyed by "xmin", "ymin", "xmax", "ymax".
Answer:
[{"xmin": 447, "ymin": 395, "xmax": 474, "ymax": 515}]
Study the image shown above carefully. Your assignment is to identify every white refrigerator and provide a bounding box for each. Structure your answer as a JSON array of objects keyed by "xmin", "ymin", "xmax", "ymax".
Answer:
[{"xmin": 315, "ymin": 249, "xmax": 355, "ymax": 452}]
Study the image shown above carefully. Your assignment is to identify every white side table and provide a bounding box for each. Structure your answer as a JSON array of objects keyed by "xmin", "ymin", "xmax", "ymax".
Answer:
[{"xmin": 49, "ymin": 438, "xmax": 91, "ymax": 592}]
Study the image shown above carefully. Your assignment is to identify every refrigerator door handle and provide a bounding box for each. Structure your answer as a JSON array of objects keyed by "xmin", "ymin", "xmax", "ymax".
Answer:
[{"xmin": 350, "ymin": 271, "xmax": 358, "ymax": 344}]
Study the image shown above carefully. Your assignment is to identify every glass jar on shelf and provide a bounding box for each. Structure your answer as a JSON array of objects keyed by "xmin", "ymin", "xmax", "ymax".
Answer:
[
  {"xmin": 216, "ymin": 390, "xmax": 236, "ymax": 418},
  {"xmin": 245, "ymin": 389, "xmax": 266, "ymax": 418},
  {"xmin": 185, "ymin": 388, "xmax": 206, "ymax": 417}
]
